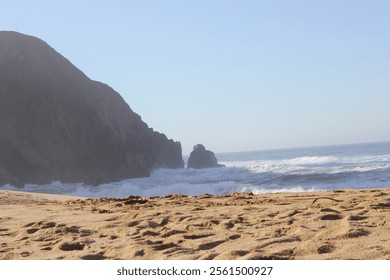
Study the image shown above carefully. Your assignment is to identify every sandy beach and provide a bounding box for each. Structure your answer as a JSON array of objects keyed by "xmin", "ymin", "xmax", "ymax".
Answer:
[{"xmin": 1, "ymin": 188, "xmax": 390, "ymax": 260}]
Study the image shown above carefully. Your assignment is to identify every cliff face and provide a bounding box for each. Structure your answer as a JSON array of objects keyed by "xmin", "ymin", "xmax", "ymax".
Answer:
[{"xmin": 0, "ymin": 31, "xmax": 183, "ymax": 186}]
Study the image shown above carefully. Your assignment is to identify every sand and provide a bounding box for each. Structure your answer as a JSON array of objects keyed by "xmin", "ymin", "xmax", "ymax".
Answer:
[{"xmin": 1, "ymin": 188, "xmax": 390, "ymax": 260}]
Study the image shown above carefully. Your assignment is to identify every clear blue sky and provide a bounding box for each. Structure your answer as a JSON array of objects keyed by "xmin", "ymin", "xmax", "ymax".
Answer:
[{"xmin": 2, "ymin": 0, "xmax": 390, "ymax": 154}]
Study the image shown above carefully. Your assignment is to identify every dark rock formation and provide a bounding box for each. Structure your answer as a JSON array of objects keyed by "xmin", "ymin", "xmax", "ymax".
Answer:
[
  {"xmin": 187, "ymin": 144, "xmax": 223, "ymax": 169},
  {"xmin": 0, "ymin": 31, "xmax": 184, "ymax": 186}
]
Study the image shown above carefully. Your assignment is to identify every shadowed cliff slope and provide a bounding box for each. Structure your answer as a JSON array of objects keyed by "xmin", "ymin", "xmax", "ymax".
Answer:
[{"xmin": 0, "ymin": 31, "xmax": 183, "ymax": 186}]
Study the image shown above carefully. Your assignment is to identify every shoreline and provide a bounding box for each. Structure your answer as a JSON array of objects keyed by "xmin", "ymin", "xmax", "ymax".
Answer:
[{"xmin": 1, "ymin": 188, "xmax": 390, "ymax": 260}]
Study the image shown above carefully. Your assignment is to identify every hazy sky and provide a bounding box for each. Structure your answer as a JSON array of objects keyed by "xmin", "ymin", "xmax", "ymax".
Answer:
[{"xmin": 2, "ymin": 0, "xmax": 390, "ymax": 154}]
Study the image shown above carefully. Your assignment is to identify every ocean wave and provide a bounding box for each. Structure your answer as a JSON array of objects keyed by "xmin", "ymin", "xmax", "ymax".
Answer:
[
  {"xmin": 2, "ymin": 142, "xmax": 390, "ymax": 198},
  {"xmin": 222, "ymin": 158, "xmax": 390, "ymax": 176},
  {"xmin": 236, "ymin": 185, "xmax": 317, "ymax": 194},
  {"xmin": 3, "ymin": 162, "xmax": 389, "ymax": 198},
  {"xmin": 282, "ymin": 156, "xmax": 338, "ymax": 165}
]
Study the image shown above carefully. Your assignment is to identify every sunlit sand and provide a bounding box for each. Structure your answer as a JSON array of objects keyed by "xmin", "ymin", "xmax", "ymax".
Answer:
[{"xmin": 1, "ymin": 188, "xmax": 390, "ymax": 260}]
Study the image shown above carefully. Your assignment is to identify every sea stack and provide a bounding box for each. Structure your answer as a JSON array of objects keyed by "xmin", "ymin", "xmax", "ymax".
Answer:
[
  {"xmin": 0, "ymin": 31, "xmax": 184, "ymax": 186},
  {"xmin": 187, "ymin": 144, "xmax": 223, "ymax": 169}
]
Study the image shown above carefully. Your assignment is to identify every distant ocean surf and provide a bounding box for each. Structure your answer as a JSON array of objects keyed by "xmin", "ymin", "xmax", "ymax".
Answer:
[{"xmin": 2, "ymin": 142, "xmax": 390, "ymax": 198}]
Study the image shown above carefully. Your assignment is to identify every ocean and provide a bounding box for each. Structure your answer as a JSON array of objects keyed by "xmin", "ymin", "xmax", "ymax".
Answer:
[{"xmin": 1, "ymin": 142, "xmax": 390, "ymax": 198}]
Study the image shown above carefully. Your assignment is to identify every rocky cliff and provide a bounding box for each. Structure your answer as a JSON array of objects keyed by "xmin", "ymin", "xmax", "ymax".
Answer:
[{"xmin": 0, "ymin": 31, "xmax": 184, "ymax": 186}]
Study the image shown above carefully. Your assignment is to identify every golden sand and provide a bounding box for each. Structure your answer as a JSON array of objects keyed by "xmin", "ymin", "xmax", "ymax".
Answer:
[{"xmin": 1, "ymin": 188, "xmax": 390, "ymax": 260}]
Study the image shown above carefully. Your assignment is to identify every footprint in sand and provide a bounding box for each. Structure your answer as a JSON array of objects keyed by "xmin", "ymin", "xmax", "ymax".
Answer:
[
  {"xmin": 134, "ymin": 249, "xmax": 145, "ymax": 257},
  {"xmin": 371, "ymin": 202, "xmax": 390, "ymax": 209},
  {"xmin": 183, "ymin": 233, "xmax": 214, "ymax": 240},
  {"xmin": 223, "ymin": 221, "xmax": 235, "ymax": 229},
  {"xmin": 200, "ymin": 252, "xmax": 220, "ymax": 260},
  {"xmin": 198, "ymin": 240, "xmax": 225, "ymax": 250},
  {"xmin": 21, "ymin": 251, "xmax": 33, "ymax": 257},
  {"xmin": 161, "ymin": 230, "xmax": 186, "ymax": 238},
  {"xmin": 152, "ymin": 242, "xmax": 179, "ymax": 251},
  {"xmin": 20, "ymin": 221, "xmax": 96, "ymax": 253},
  {"xmin": 141, "ymin": 230, "xmax": 160, "ymax": 237},
  {"xmin": 80, "ymin": 253, "xmax": 107, "ymax": 260},
  {"xmin": 0, "ymin": 228, "xmax": 10, "ymax": 236},
  {"xmin": 229, "ymin": 250, "xmax": 250, "ymax": 257},
  {"xmin": 256, "ymin": 236, "xmax": 301, "ymax": 250},
  {"xmin": 320, "ymin": 214, "xmax": 343, "ymax": 221},
  {"xmin": 349, "ymin": 215, "xmax": 368, "ymax": 221},
  {"xmin": 0, "ymin": 242, "xmax": 11, "ymax": 255},
  {"xmin": 40, "ymin": 246, "xmax": 53, "ymax": 251},
  {"xmin": 26, "ymin": 228, "xmax": 40, "ymax": 234},
  {"xmin": 24, "ymin": 221, "xmax": 57, "ymax": 235},
  {"xmin": 344, "ymin": 228, "xmax": 370, "ymax": 238},
  {"xmin": 317, "ymin": 244, "xmax": 336, "ymax": 254},
  {"xmin": 229, "ymin": 234, "xmax": 241, "ymax": 240},
  {"xmin": 127, "ymin": 221, "xmax": 140, "ymax": 227},
  {"xmin": 58, "ymin": 241, "xmax": 85, "ymax": 251}
]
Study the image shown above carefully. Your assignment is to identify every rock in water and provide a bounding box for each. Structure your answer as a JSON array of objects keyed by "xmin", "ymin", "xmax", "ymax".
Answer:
[
  {"xmin": 187, "ymin": 144, "xmax": 222, "ymax": 169},
  {"xmin": 0, "ymin": 31, "xmax": 184, "ymax": 186}
]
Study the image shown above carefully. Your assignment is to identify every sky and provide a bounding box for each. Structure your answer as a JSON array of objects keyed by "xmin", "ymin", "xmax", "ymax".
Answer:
[{"xmin": 1, "ymin": 0, "xmax": 390, "ymax": 155}]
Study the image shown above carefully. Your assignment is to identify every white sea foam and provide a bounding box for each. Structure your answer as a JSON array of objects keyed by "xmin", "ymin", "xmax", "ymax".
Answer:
[
  {"xmin": 236, "ymin": 185, "xmax": 317, "ymax": 194},
  {"xmin": 2, "ymin": 142, "xmax": 390, "ymax": 198},
  {"xmin": 223, "ymin": 157, "xmax": 390, "ymax": 176},
  {"xmin": 283, "ymin": 156, "xmax": 338, "ymax": 165}
]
